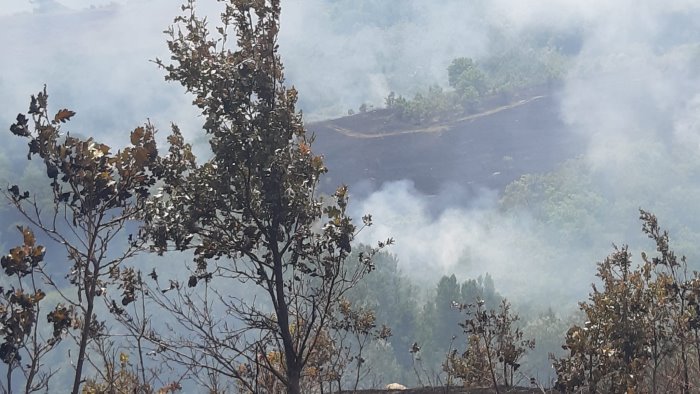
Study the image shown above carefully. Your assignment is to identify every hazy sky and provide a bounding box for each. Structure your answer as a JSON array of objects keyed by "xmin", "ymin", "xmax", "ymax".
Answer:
[{"xmin": 0, "ymin": 0, "xmax": 486, "ymax": 125}]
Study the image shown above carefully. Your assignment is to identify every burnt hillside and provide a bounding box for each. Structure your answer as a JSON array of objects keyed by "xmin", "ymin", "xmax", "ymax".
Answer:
[{"xmin": 308, "ymin": 90, "xmax": 583, "ymax": 196}]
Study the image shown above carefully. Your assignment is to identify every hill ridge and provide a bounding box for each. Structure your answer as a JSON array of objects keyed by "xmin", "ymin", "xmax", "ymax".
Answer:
[
  {"xmin": 308, "ymin": 92, "xmax": 582, "ymax": 195},
  {"xmin": 319, "ymin": 95, "xmax": 546, "ymax": 139}
]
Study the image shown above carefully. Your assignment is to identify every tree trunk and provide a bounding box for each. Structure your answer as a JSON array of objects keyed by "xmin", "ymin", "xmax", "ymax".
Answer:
[
  {"xmin": 481, "ymin": 334, "xmax": 500, "ymax": 394},
  {"xmin": 72, "ymin": 298, "xmax": 93, "ymax": 394},
  {"xmin": 25, "ymin": 352, "xmax": 39, "ymax": 394},
  {"xmin": 72, "ymin": 267, "xmax": 97, "ymax": 394},
  {"xmin": 286, "ymin": 367, "xmax": 301, "ymax": 394},
  {"xmin": 269, "ymin": 220, "xmax": 304, "ymax": 394},
  {"xmin": 6, "ymin": 363, "xmax": 13, "ymax": 394}
]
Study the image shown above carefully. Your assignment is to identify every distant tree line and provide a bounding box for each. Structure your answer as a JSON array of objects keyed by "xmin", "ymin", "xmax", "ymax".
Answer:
[{"xmin": 385, "ymin": 46, "xmax": 568, "ymax": 123}]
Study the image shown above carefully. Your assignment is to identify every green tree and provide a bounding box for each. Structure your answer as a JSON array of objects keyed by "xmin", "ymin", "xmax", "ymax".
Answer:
[
  {"xmin": 346, "ymin": 249, "xmax": 419, "ymax": 382},
  {"xmin": 461, "ymin": 274, "xmax": 500, "ymax": 311},
  {"xmin": 141, "ymin": 1, "xmax": 389, "ymax": 393},
  {"xmin": 447, "ymin": 57, "xmax": 488, "ymax": 102},
  {"xmin": 434, "ymin": 275, "xmax": 463, "ymax": 346}
]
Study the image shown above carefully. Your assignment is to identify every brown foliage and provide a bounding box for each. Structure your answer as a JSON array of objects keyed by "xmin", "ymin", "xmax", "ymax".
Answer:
[{"xmin": 553, "ymin": 210, "xmax": 700, "ymax": 393}]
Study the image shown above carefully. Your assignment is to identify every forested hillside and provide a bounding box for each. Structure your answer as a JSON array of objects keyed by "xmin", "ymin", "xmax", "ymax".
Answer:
[
  {"xmin": 1, "ymin": 0, "xmax": 700, "ymax": 393},
  {"xmin": 310, "ymin": 89, "xmax": 583, "ymax": 195}
]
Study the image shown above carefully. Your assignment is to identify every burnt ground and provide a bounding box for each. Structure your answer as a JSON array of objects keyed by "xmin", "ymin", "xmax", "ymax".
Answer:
[
  {"xmin": 308, "ymin": 91, "xmax": 572, "ymax": 393},
  {"xmin": 308, "ymin": 89, "xmax": 583, "ymax": 197}
]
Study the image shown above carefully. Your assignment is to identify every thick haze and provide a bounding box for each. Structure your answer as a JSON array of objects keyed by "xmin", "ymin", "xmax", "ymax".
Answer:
[
  {"xmin": 2, "ymin": 0, "xmax": 700, "ymax": 308},
  {"xmin": 348, "ymin": 0, "xmax": 700, "ymax": 305}
]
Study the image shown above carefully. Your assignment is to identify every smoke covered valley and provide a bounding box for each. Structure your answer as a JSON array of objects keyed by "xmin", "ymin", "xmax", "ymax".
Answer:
[{"xmin": 2, "ymin": 0, "xmax": 700, "ymax": 391}]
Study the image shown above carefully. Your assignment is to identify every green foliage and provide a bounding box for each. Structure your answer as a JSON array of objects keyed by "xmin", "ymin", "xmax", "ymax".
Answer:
[
  {"xmin": 480, "ymin": 46, "xmax": 566, "ymax": 95},
  {"xmin": 385, "ymin": 42, "xmax": 569, "ymax": 124},
  {"xmin": 341, "ymin": 249, "xmax": 523, "ymax": 388},
  {"xmin": 501, "ymin": 159, "xmax": 605, "ymax": 242},
  {"xmin": 521, "ymin": 309, "xmax": 570, "ymax": 385},
  {"xmin": 387, "ymin": 85, "xmax": 461, "ymax": 123},
  {"xmin": 448, "ymin": 57, "xmax": 488, "ymax": 102},
  {"xmin": 422, "ymin": 274, "xmax": 502, "ymax": 354},
  {"xmin": 346, "ymin": 249, "xmax": 418, "ymax": 378},
  {"xmin": 391, "ymin": 274, "xmax": 506, "ymax": 387},
  {"xmin": 434, "ymin": 275, "xmax": 463, "ymax": 344}
]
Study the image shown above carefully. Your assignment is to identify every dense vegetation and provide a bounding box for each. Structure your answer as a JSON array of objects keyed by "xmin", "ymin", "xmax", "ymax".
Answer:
[{"xmin": 382, "ymin": 44, "xmax": 568, "ymax": 123}]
